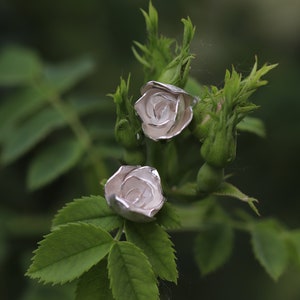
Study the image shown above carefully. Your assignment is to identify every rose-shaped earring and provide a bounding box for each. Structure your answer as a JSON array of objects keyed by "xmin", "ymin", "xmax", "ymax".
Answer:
[
  {"xmin": 104, "ymin": 165, "xmax": 165, "ymax": 222},
  {"xmin": 134, "ymin": 81, "xmax": 196, "ymax": 140}
]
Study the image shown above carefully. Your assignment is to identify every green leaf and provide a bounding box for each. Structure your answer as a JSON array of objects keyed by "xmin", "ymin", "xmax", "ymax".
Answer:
[
  {"xmin": 125, "ymin": 221, "xmax": 178, "ymax": 283},
  {"xmin": 155, "ymin": 202, "xmax": 181, "ymax": 230},
  {"xmin": 286, "ymin": 230, "xmax": 300, "ymax": 265},
  {"xmin": 26, "ymin": 223, "xmax": 114, "ymax": 284},
  {"xmin": 52, "ymin": 195, "xmax": 122, "ymax": 232},
  {"xmin": 0, "ymin": 87, "xmax": 46, "ymax": 137},
  {"xmin": 108, "ymin": 241, "xmax": 159, "ymax": 300},
  {"xmin": 251, "ymin": 220, "xmax": 288, "ymax": 280},
  {"xmin": 27, "ymin": 138, "xmax": 84, "ymax": 190},
  {"xmin": 0, "ymin": 46, "xmax": 42, "ymax": 86},
  {"xmin": 194, "ymin": 222, "xmax": 234, "ymax": 275},
  {"xmin": 41, "ymin": 56, "xmax": 95, "ymax": 94},
  {"xmin": 76, "ymin": 259, "xmax": 113, "ymax": 300},
  {"xmin": 1, "ymin": 107, "xmax": 66, "ymax": 164},
  {"xmin": 237, "ymin": 116, "xmax": 266, "ymax": 137},
  {"xmin": 213, "ymin": 182, "xmax": 260, "ymax": 216}
]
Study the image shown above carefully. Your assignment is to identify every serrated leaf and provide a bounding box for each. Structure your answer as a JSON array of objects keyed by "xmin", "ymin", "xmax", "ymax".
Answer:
[
  {"xmin": 1, "ymin": 107, "xmax": 66, "ymax": 164},
  {"xmin": 194, "ymin": 222, "xmax": 234, "ymax": 275},
  {"xmin": 76, "ymin": 259, "xmax": 113, "ymax": 300},
  {"xmin": 108, "ymin": 241, "xmax": 159, "ymax": 300},
  {"xmin": 26, "ymin": 223, "xmax": 114, "ymax": 284},
  {"xmin": 125, "ymin": 221, "xmax": 177, "ymax": 283},
  {"xmin": 52, "ymin": 195, "xmax": 122, "ymax": 232},
  {"xmin": 237, "ymin": 116, "xmax": 266, "ymax": 137},
  {"xmin": 40, "ymin": 57, "xmax": 95, "ymax": 94},
  {"xmin": 155, "ymin": 202, "xmax": 181, "ymax": 230},
  {"xmin": 251, "ymin": 221, "xmax": 288, "ymax": 280},
  {"xmin": 213, "ymin": 182, "xmax": 260, "ymax": 216},
  {"xmin": 0, "ymin": 46, "xmax": 42, "ymax": 86},
  {"xmin": 27, "ymin": 138, "xmax": 84, "ymax": 190}
]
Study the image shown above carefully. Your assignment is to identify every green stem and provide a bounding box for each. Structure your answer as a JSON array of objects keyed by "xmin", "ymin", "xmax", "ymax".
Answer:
[{"xmin": 114, "ymin": 224, "xmax": 125, "ymax": 241}]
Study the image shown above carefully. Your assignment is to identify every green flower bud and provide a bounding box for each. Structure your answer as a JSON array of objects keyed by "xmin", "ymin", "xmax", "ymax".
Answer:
[
  {"xmin": 115, "ymin": 119, "xmax": 142, "ymax": 149},
  {"xmin": 201, "ymin": 120, "xmax": 237, "ymax": 168},
  {"xmin": 196, "ymin": 162, "xmax": 224, "ymax": 193}
]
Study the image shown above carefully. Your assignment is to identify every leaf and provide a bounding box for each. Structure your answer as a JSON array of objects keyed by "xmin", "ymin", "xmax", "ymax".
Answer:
[
  {"xmin": 26, "ymin": 223, "xmax": 114, "ymax": 284},
  {"xmin": 0, "ymin": 87, "xmax": 46, "ymax": 136},
  {"xmin": 125, "ymin": 221, "xmax": 178, "ymax": 283},
  {"xmin": 237, "ymin": 116, "xmax": 266, "ymax": 137},
  {"xmin": 41, "ymin": 56, "xmax": 95, "ymax": 94},
  {"xmin": 1, "ymin": 107, "xmax": 66, "ymax": 164},
  {"xmin": 251, "ymin": 220, "xmax": 288, "ymax": 280},
  {"xmin": 194, "ymin": 222, "xmax": 234, "ymax": 275},
  {"xmin": 108, "ymin": 241, "xmax": 159, "ymax": 300},
  {"xmin": 286, "ymin": 230, "xmax": 300, "ymax": 265},
  {"xmin": 213, "ymin": 182, "xmax": 260, "ymax": 216},
  {"xmin": 0, "ymin": 45, "xmax": 42, "ymax": 86},
  {"xmin": 155, "ymin": 202, "xmax": 181, "ymax": 230},
  {"xmin": 27, "ymin": 138, "xmax": 84, "ymax": 190},
  {"xmin": 52, "ymin": 195, "xmax": 122, "ymax": 232},
  {"xmin": 76, "ymin": 259, "xmax": 113, "ymax": 300}
]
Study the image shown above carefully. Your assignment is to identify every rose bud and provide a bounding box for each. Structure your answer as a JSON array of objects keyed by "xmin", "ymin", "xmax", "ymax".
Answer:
[
  {"xmin": 104, "ymin": 165, "xmax": 165, "ymax": 222},
  {"xmin": 134, "ymin": 81, "xmax": 195, "ymax": 141}
]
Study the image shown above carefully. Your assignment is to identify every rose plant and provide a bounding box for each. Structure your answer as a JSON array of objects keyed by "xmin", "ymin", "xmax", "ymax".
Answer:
[{"xmin": 25, "ymin": 3, "xmax": 300, "ymax": 300}]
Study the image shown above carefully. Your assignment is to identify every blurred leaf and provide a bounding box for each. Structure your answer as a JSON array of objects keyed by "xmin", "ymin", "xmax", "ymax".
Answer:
[
  {"xmin": 27, "ymin": 138, "xmax": 84, "ymax": 190},
  {"xmin": 214, "ymin": 182, "xmax": 260, "ymax": 216},
  {"xmin": 108, "ymin": 241, "xmax": 159, "ymax": 300},
  {"xmin": 237, "ymin": 116, "xmax": 266, "ymax": 137},
  {"xmin": 26, "ymin": 223, "xmax": 114, "ymax": 284},
  {"xmin": 1, "ymin": 107, "xmax": 66, "ymax": 164},
  {"xmin": 76, "ymin": 260, "xmax": 113, "ymax": 300},
  {"xmin": 0, "ymin": 87, "xmax": 46, "ymax": 140},
  {"xmin": 68, "ymin": 95, "xmax": 114, "ymax": 116},
  {"xmin": 155, "ymin": 202, "xmax": 181, "ymax": 230},
  {"xmin": 52, "ymin": 195, "xmax": 122, "ymax": 232},
  {"xmin": 251, "ymin": 220, "xmax": 288, "ymax": 280},
  {"xmin": 0, "ymin": 46, "xmax": 42, "ymax": 86},
  {"xmin": 40, "ymin": 56, "xmax": 95, "ymax": 94},
  {"xmin": 125, "ymin": 221, "xmax": 178, "ymax": 283},
  {"xmin": 194, "ymin": 222, "xmax": 234, "ymax": 275}
]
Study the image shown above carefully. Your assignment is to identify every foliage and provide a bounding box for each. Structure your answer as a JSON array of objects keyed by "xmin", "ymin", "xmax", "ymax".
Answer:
[{"xmin": 0, "ymin": 1, "xmax": 296, "ymax": 299}]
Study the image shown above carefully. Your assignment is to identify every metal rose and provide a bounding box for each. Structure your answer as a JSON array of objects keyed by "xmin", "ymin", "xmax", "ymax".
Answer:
[
  {"xmin": 134, "ymin": 81, "xmax": 195, "ymax": 140},
  {"xmin": 104, "ymin": 165, "xmax": 165, "ymax": 222}
]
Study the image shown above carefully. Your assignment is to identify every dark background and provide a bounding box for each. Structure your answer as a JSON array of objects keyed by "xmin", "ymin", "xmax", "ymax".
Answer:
[{"xmin": 1, "ymin": 0, "xmax": 300, "ymax": 299}]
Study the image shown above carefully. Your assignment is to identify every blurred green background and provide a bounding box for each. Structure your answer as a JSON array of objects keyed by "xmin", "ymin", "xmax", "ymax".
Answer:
[{"xmin": 1, "ymin": 0, "xmax": 300, "ymax": 299}]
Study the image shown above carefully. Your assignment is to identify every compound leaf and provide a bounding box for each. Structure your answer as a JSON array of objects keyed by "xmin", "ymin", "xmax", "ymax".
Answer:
[
  {"xmin": 76, "ymin": 259, "xmax": 113, "ymax": 300},
  {"xmin": 125, "ymin": 221, "xmax": 178, "ymax": 283},
  {"xmin": 0, "ymin": 46, "xmax": 42, "ymax": 86},
  {"xmin": 108, "ymin": 241, "xmax": 159, "ymax": 300},
  {"xmin": 26, "ymin": 223, "xmax": 114, "ymax": 284},
  {"xmin": 194, "ymin": 222, "xmax": 234, "ymax": 275},
  {"xmin": 27, "ymin": 137, "xmax": 84, "ymax": 190},
  {"xmin": 1, "ymin": 107, "xmax": 66, "ymax": 164},
  {"xmin": 52, "ymin": 195, "xmax": 122, "ymax": 232},
  {"xmin": 251, "ymin": 220, "xmax": 288, "ymax": 280}
]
